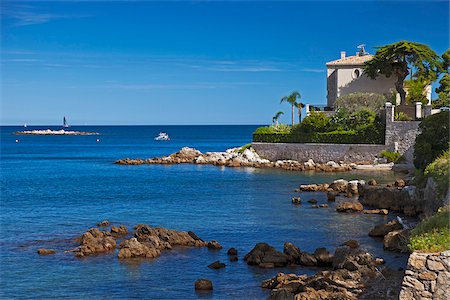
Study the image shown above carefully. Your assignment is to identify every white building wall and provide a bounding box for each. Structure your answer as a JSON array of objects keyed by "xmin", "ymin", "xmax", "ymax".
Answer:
[{"xmin": 327, "ymin": 66, "xmax": 397, "ymax": 107}]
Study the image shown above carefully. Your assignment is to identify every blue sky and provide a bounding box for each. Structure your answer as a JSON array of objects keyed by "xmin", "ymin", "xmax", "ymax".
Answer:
[{"xmin": 1, "ymin": 1, "xmax": 449, "ymax": 125}]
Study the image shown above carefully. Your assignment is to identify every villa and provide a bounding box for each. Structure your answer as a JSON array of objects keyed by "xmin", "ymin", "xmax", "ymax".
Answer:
[{"xmin": 308, "ymin": 45, "xmax": 433, "ymax": 113}]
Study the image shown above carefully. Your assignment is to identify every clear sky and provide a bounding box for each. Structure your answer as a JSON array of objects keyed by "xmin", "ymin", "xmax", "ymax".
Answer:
[{"xmin": 1, "ymin": 0, "xmax": 449, "ymax": 125}]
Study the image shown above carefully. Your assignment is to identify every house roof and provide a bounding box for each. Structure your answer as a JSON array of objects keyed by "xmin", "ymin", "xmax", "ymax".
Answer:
[{"xmin": 326, "ymin": 54, "xmax": 373, "ymax": 67}]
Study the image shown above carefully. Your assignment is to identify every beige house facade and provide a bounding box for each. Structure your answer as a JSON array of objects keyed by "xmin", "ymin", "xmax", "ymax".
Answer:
[{"xmin": 326, "ymin": 51, "xmax": 398, "ymax": 108}]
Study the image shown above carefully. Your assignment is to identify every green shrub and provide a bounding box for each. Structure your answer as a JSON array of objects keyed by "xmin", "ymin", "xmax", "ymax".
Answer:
[
  {"xmin": 409, "ymin": 206, "xmax": 450, "ymax": 252},
  {"xmin": 254, "ymin": 109, "xmax": 385, "ymax": 144},
  {"xmin": 409, "ymin": 228, "xmax": 450, "ymax": 252},
  {"xmin": 424, "ymin": 150, "xmax": 450, "ymax": 198},
  {"xmin": 414, "ymin": 111, "xmax": 450, "ymax": 170},
  {"xmin": 394, "ymin": 112, "xmax": 413, "ymax": 121},
  {"xmin": 334, "ymin": 92, "xmax": 386, "ymax": 114},
  {"xmin": 236, "ymin": 143, "xmax": 252, "ymax": 154},
  {"xmin": 253, "ymin": 124, "xmax": 291, "ymax": 135},
  {"xmin": 295, "ymin": 112, "xmax": 330, "ymax": 134},
  {"xmin": 380, "ymin": 150, "xmax": 402, "ymax": 162}
]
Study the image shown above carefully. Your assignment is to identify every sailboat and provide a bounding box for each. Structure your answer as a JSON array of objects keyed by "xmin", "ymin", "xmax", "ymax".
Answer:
[{"xmin": 63, "ymin": 117, "xmax": 70, "ymax": 128}]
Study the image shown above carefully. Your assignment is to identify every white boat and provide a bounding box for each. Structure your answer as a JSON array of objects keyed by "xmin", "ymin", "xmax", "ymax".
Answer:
[{"xmin": 154, "ymin": 132, "xmax": 170, "ymax": 141}]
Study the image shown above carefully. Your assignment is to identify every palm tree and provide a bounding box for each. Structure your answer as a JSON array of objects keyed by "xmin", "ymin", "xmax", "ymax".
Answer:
[
  {"xmin": 280, "ymin": 91, "xmax": 301, "ymax": 126},
  {"xmin": 272, "ymin": 111, "xmax": 284, "ymax": 125},
  {"xmin": 294, "ymin": 101, "xmax": 305, "ymax": 123}
]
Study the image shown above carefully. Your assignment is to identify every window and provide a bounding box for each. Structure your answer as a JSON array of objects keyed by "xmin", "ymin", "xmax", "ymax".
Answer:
[{"xmin": 353, "ymin": 69, "xmax": 360, "ymax": 79}]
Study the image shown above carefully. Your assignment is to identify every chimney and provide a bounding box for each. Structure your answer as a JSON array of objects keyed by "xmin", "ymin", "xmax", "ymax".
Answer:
[{"xmin": 340, "ymin": 51, "xmax": 346, "ymax": 59}]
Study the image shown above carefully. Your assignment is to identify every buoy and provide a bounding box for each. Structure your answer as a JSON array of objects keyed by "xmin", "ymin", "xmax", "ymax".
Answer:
[
  {"xmin": 15, "ymin": 139, "xmax": 19, "ymax": 143},
  {"xmin": 96, "ymin": 139, "xmax": 100, "ymax": 142}
]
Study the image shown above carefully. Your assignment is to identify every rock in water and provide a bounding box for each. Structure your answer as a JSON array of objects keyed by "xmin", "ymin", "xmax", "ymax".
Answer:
[
  {"xmin": 97, "ymin": 220, "xmax": 110, "ymax": 227},
  {"xmin": 283, "ymin": 242, "xmax": 302, "ymax": 264},
  {"xmin": 327, "ymin": 191, "xmax": 337, "ymax": 201},
  {"xmin": 207, "ymin": 240, "xmax": 222, "ymax": 250},
  {"xmin": 195, "ymin": 278, "xmax": 213, "ymax": 291},
  {"xmin": 227, "ymin": 247, "xmax": 237, "ymax": 256},
  {"xmin": 307, "ymin": 199, "xmax": 317, "ymax": 204},
  {"xmin": 330, "ymin": 179, "xmax": 349, "ymax": 193},
  {"xmin": 111, "ymin": 225, "xmax": 128, "ymax": 236},
  {"xmin": 336, "ymin": 201, "xmax": 363, "ymax": 212},
  {"xmin": 118, "ymin": 237, "xmax": 160, "ymax": 259},
  {"xmin": 37, "ymin": 249, "xmax": 56, "ymax": 255},
  {"xmin": 369, "ymin": 220, "xmax": 403, "ymax": 237},
  {"xmin": 208, "ymin": 260, "xmax": 226, "ymax": 269},
  {"xmin": 244, "ymin": 243, "xmax": 289, "ymax": 268},
  {"xmin": 383, "ymin": 230, "xmax": 410, "ymax": 252},
  {"xmin": 74, "ymin": 228, "xmax": 116, "ymax": 257},
  {"xmin": 292, "ymin": 197, "xmax": 301, "ymax": 204}
]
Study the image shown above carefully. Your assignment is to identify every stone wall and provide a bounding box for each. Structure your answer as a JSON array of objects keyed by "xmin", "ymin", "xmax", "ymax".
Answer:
[
  {"xmin": 252, "ymin": 142, "xmax": 386, "ymax": 164},
  {"xmin": 399, "ymin": 251, "xmax": 450, "ymax": 299},
  {"xmin": 385, "ymin": 102, "xmax": 421, "ymax": 164},
  {"xmin": 253, "ymin": 102, "xmax": 421, "ymax": 165}
]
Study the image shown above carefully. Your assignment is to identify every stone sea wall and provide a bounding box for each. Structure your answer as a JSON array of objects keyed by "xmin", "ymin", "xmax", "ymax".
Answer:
[
  {"xmin": 399, "ymin": 251, "xmax": 450, "ymax": 299},
  {"xmin": 253, "ymin": 102, "xmax": 421, "ymax": 165},
  {"xmin": 252, "ymin": 142, "xmax": 386, "ymax": 164}
]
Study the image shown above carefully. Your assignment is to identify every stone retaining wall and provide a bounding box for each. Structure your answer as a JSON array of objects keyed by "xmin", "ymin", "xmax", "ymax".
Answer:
[
  {"xmin": 252, "ymin": 142, "xmax": 386, "ymax": 164},
  {"xmin": 399, "ymin": 251, "xmax": 450, "ymax": 299},
  {"xmin": 253, "ymin": 102, "xmax": 422, "ymax": 164}
]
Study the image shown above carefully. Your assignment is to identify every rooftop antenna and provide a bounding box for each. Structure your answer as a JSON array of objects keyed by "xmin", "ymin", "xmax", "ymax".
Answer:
[{"xmin": 357, "ymin": 44, "xmax": 368, "ymax": 56}]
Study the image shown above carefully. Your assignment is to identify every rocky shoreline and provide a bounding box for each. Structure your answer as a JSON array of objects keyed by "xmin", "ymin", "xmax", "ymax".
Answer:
[
  {"xmin": 15, "ymin": 129, "xmax": 99, "ymax": 135},
  {"xmin": 115, "ymin": 146, "xmax": 367, "ymax": 172},
  {"xmin": 39, "ymin": 222, "xmax": 221, "ymax": 259}
]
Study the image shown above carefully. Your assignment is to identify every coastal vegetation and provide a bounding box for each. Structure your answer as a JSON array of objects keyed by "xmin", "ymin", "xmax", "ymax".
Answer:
[
  {"xmin": 272, "ymin": 111, "xmax": 284, "ymax": 125},
  {"xmin": 364, "ymin": 41, "xmax": 441, "ymax": 105},
  {"xmin": 379, "ymin": 150, "xmax": 402, "ymax": 163},
  {"xmin": 334, "ymin": 92, "xmax": 386, "ymax": 113},
  {"xmin": 409, "ymin": 206, "xmax": 450, "ymax": 252},
  {"xmin": 433, "ymin": 49, "xmax": 450, "ymax": 108},
  {"xmin": 253, "ymin": 109, "xmax": 384, "ymax": 144},
  {"xmin": 413, "ymin": 110, "xmax": 449, "ymax": 170}
]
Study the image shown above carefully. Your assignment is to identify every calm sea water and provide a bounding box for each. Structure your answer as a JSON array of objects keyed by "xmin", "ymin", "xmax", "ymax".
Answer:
[{"xmin": 0, "ymin": 125, "xmax": 406, "ymax": 299}]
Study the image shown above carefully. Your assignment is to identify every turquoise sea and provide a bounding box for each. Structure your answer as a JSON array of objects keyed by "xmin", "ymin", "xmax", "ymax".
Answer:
[{"xmin": 0, "ymin": 125, "xmax": 407, "ymax": 299}]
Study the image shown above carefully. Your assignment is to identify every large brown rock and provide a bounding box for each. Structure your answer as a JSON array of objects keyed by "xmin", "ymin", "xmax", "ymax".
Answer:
[
  {"xmin": 134, "ymin": 224, "xmax": 207, "ymax": 249},
  {"xmin": 244, "ymin": 243, "xmax": 289, "ymax": 268},
  {"xmin": 283, "ymin": 242, "xmax": 302, "ymax": 264},
  {"xmin": 74, "ymin": 228, "xmax": 116, "ymax": 257},
  {"xmin": 359, "ymin": 185, "xmax": 421, "ymax": 216},
  {"xmin": 330, "ymin": 179, "xmax": 349, "ymax": 193},
  {"xmin": 194, "ymin": 278, "xmax": 213, "ymax": 291},
  {"xmin": 299, "ymin": 252, "xmax": 318, "ymax": 266},
  {"xmin": 383, "ymin": 230, "xmax": 410, "ymax": 252},
  {"xmin": 111, "ymin": 225, "xmax": 128, "ymax": 236},
  {"xmin": 313, "ymin": 247, "xmax": 333, "ymax": 267},
  {"xmin": 118, "ymin": 237, "xmax": 160, "ymax": 259},
  {"xmin": 336, "ymin": 201, "xmax": 363, "ymax": 212},
  {"xmin": 369, "ymin": 220, "xmax": 403, "ymax": 237}
]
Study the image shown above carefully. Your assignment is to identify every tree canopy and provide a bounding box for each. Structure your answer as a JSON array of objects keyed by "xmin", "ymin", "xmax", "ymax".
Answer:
[{"xmin": 364, "ymin": 41, "xmax": 440, "ymax": 105}]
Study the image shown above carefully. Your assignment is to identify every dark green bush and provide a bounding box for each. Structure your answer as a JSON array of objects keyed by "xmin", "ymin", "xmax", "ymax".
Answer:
[{"xmin": 413, "ymin": 111, "xmax": 450, "ymax": 170}]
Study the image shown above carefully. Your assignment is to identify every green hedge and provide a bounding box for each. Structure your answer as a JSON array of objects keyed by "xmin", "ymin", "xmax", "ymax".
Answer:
[{"xmin": 253, "ymin": 129, "xmax": 384, "ymax": 144}]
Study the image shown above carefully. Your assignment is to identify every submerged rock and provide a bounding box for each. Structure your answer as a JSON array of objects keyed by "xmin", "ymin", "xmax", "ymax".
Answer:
[
  {"xmin": 291, "ymin": 197, "xmax": 301, "ymax": 205},
  {"xmin": 227, "ymin": 247, "xmax": 237, "ymax": 256},
  {"xmin": 208, "ymin": 260, "xmax": 226, "ymax": 269},
  {"xmin": 37, "ymin": 248, "xmax": 56, "ymax": 255},
  {"xmin": 97, "ymin": 220, "xmax": 110, "ymax": 227},
  {"xmin": 111, "ymin": 225, "xmax": 128, "ymax": 236},
  {"xmin": 207, "ymin": 240, "xmax": 222, "ymax": 250}
]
